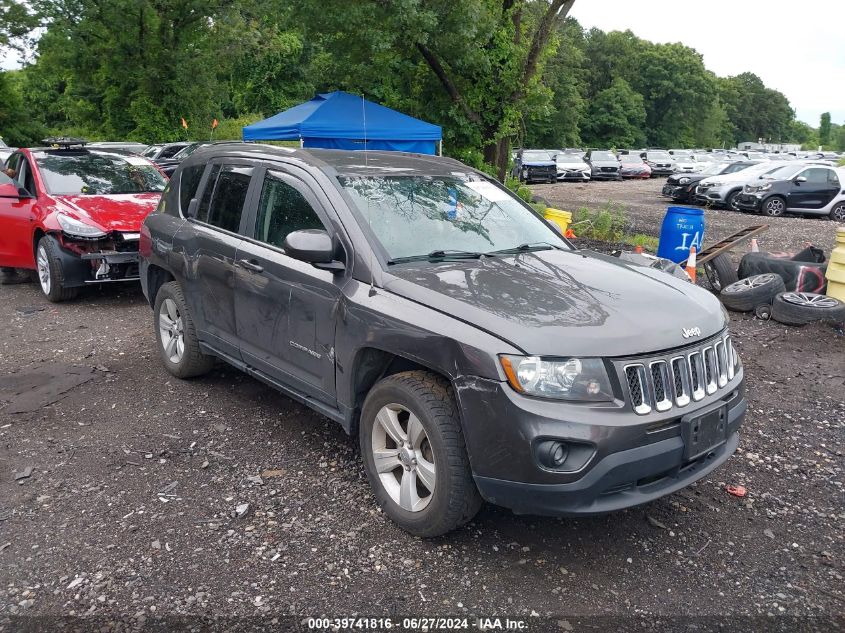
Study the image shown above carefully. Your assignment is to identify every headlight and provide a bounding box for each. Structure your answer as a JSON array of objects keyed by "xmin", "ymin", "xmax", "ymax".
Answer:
[
  {"xmin": 759, "ymin": 183, "xmax": 772, "ymax": 191},
  {"xmin": 679, "ymin": 177, "xmax": 691, "ymax": 185},
  {"xmin": 57, "ymin": 213, "xmax": 107, "ymax": 237},
  {"xmin": 707, "ymin": 180, "xmax": 724, "ymax": 187},
  {"xmin": 499, "ymin": 355, "xmax": 614, "ymax": 401}
]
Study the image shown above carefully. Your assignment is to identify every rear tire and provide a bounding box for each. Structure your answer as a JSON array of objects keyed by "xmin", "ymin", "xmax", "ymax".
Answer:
[
  {"xmin": 359, "ymin": 371, "xmax": 482, "ymax": 537},
  {"xmin": 830, "ymin": 201, "xmax": 845, "ymax": 222},
  {"xmin": 771, "ymin": 292, "xmax": 845, "ymax": 326},
  {"xmin": 725, "ymin": 190, "xmax": 741, "ymax": 211},
  {"xmin": 36, "ymin": 235, "xmax": 79, "ymax": 302},
  {"xmin": 703, "ymin": 253, "xmax": 738, "ymax": 292},
  {"xmin": 153, "ymin": 281, "xmax": 215, "ymax": 378},
  {"xmin": 720, "ymin": 273, "xmax": 785, "ymax": 312}
]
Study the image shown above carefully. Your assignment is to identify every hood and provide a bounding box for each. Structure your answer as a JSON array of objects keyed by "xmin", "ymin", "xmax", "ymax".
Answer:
[
  {"xmin": 589, "ymin": 159, "xmax": 619, "ymax": 167},
  {"xmin": 383, "ymin": 249, "xmax": 726, "ymax": 358},
  {"xmin": 667, "ymin": 173, "xmax": 706, "ymax": 185},
  {"xmin": 522, "ymin": 160, "xmax": 556, "ymax": 167},
  {"xmin": 54, "ymin": 193, "xmax": 161, "ymax": 233}
]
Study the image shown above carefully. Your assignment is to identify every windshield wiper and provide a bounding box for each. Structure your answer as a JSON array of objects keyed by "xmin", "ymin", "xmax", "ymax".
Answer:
[
  {"xmin": 484, "ymin": 241, "xmax": 564, "ymax": 256},
  {"xmin": 387, "ymin": 249, "xmax": 485, "ymax": 265}
]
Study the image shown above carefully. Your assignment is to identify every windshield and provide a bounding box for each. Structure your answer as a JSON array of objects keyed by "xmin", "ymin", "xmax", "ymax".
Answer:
[
  {"xmin": 763, "ymin": 165, "xmax": 802, "ymax": 180},
  {"xmin": 700, "ymin": 162, "xmax": 729, "ymax": 175},
  {"xmin": 590, "ymin": 152, "xmax": 616, "ymax": 161},
  {"xmin": 338, "ymin": 175, "xmax": 568, "ymax": 261},
  {"xmin": 647, "ymin": 151, "xmax": 671, "ymax": 160},
  {"xmin": 522, "ymin": 151, "xmax": 554, "ymax": 162},
  {"xmin": 35, "ymin": 152, "xmax": 167, "ymax": 195},
  {"xmin": 557, "ymin": 155, "xmax": 584, "ymax": 164},
  {"xmin": 142, "ymin": 146, "xmax": 161, "ymax": 158},
  {"xmin": 172, "ymin": 143, "xmax": 204, "ymax": 160}
]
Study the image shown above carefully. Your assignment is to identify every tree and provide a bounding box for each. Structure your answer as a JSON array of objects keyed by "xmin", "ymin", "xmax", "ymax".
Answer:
[
  {"xmin": 297, "ymin": 0, "xmax": 576, "ymax": 180},
  {"xmin": 580, "ymin": 77, "xmax": 644, "ymax": 148},
  {"xmin": 819, "ymin": 112, "xmax": 831, "ymax": 147}
]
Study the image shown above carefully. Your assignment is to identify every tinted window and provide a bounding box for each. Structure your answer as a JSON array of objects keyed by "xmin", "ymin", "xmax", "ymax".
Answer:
[
  {"xmin": 254, "ymin": 172, "xmax": 325, "ymax": 249},
  {"xmin": 522, "ymin": 151, "xmax": 554, "ymax": 162},
  {"xmin": 205, "ymin": 165, "xmax": 252, "ymax": 232},
  {"xmin": 159, "ymin": 145, "xmax": 184, "ymax": 159},
  {"xmin": 828, "ymin": 171, "xmax": 840, "ymax": 187},
  {"xmin": 195, "ymin": 164, "xmax": 221, "ymax": 222},
  {"xmin": 590, "ymin": 152, "xmax": 616, "ymax": 161},
  {"xmin": 802, "ymin": 168, "xmax": 829, "ymax": 184},
  {"xmin": 21, "ymin": 158, "xmax": 36, "ymax": 194},
  {"xmin": 34, "ymin": 151, "xmax": 166, "ymax": 195},
  {"xmin": 179, "ymin": 164, "xmax": 206, "ymax": 215}
]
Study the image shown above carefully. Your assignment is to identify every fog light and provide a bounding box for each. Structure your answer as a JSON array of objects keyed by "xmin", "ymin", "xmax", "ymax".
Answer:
[{"xmin": 537, "ymin": 440, "xmax": 569, "ymax": 469}]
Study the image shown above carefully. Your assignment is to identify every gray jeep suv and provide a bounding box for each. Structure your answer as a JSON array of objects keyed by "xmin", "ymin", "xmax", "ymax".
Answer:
[{"xmin": 139, "ymin": 144, "xmax": 746, "ymax": 537}]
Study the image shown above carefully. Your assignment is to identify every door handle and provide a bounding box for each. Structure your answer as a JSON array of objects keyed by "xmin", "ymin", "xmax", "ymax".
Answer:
[{"xmin": 236, "ymin": 258, "xmax": 264, "ymax": 273}]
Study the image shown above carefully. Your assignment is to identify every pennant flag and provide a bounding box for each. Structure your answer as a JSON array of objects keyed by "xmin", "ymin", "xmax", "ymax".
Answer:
[
  {"xmin": 180, "ymin": 117, "xmax": 188, "ymax": 130},
  {"xmin": 211, "ymin": 118, "xmax": 219, "ymax": 130}
]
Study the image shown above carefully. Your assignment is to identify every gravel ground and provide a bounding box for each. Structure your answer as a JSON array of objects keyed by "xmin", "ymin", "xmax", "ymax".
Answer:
[
  {"xmin": 0, "ymin": 181, "xmax": 843, "ymax": 631},
  {"xmin": 531, "ymin": 179, "xmax": 840, "ymax": 259}
]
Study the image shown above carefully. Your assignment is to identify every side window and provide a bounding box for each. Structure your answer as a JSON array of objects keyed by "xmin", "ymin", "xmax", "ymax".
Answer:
[
  {"xmin": 160, "ymin": 146, "xmax": 183, "ymax": 159},
  {"xmin": 205, "ymin": 165, "xmax": 253, "ymax": 233},
  {"xmin": 179, "ymin": 164, "xmax": 206, "ymax": 215},
  {"xmin": 5, "ymin": 153, "xmax": 20, "ymax": 175},
  {"xmin": 802, "ymin": 168, "xmax": 828, "ymax": 184},
  {"xmin": 195, "ymin": 164, "xmax": 221, "ymax": 222},
  {"xmin": 20, "ymin": 159, "xmax": 36, "ymax": 194},
  {"xmin": 827, "ymin": 170, "xmax": 840, "ymax": 187},
  {"xmin": 254, "ymin": 171, "xmax": 326, "ymax": 249}
]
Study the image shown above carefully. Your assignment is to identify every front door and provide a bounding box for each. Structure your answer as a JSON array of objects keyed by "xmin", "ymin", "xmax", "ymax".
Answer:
[
  {"xmin": 234, "ymin": 166, "xmax": 346, "ymax": 405},
  {"xmin": 789, "ymin": 167, "xmax": 839, "ymax": 210},
  {"xmin": 0, "ymin": 154, "xmax": 38, "ymax": 268},
  {"xmin": 173, "ymin": 162, "xmax": 256, "ymax": 360}
]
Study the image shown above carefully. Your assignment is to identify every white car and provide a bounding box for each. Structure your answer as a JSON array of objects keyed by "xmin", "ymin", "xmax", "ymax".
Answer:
[{"xmin": 554, "ymin": 152, "xmax": 591, "ymax": 181}]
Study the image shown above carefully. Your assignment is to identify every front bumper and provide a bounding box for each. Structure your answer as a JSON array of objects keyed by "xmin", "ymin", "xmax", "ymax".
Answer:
[
  {"xmin": 522, "ymin": 168, "xmax": 557, "ymax": 183},
  {"xmin": 52, "ymin": 232, "xmax": 141, "ymax": 287},
  {"xmin": 591, "ymin": 168, "xmax": 621, "ymax": 180},
  {"xmin": 662, "ymin": 183, "xmax": 696, "ymax": 200},
  {"xmin": 735, "ymin": 193, "xmax": 764, "ymax": 211},
  {"xmin": 454, "ymin": 372, "xmax": 745, "ymax": 516},
  {"xmin": 648, "ymin": 164, "xmax": 675, "ymax": 176},
  {"xmin": 557, "ymin": 170, "xmax": 590, "ymax": 181},
  {"xmin": 695, "ymin": 184, "xmax": 729, "ymax": 205}
]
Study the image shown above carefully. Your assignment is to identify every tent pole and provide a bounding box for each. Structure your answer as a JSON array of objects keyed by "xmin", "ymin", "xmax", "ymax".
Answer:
[
  {"xmin": 438, "ymin": 140, "xmax": 442, "ymax": 156},
  {"xmin": 300, "ymin": 137, "xmax": 304, "ymax": 148}
]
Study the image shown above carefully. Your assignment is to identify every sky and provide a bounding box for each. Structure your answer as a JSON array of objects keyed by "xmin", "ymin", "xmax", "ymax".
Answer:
[
  {"xmin": 569, "ymin": 0, "xmax": 845, "ymax": 126},
  {"xmin": 3, "ymin": 1, "xmax": 844, "ymax": 127}
]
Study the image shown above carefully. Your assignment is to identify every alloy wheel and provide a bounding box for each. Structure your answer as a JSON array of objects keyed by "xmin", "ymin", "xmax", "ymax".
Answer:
[
  {"xmin": 158, "ymin": 298, "xmax": 185, "ymax": 363},
  {"xmin": 764, "ymin": 198, "xmax": 785, "ymax": 216},
  {"xmin": 780, "ymin": 292, "xmax": 839, "ymax": 309},
  {"xmin": 722, "ymin": 274, "xmax": 779, "ymax": 293},
  {"xmin": 831, "ymin": 203, "xmax": 845, "ymax": 222},
  {"xmin": 36, "ymin": 244, "xmax": 51, "ymax": 295},
  {"xmin": 371, "ymin": 403, "xmax": 435, "ymax": 513}
]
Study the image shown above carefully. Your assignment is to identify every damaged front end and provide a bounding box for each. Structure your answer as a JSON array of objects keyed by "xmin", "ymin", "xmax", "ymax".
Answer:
[{"xmin": 51, "ymin": 230, "xmax": 141, "ymax": 287}]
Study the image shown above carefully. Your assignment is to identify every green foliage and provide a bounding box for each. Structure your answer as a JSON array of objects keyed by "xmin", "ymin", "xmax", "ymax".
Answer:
[
  {"xmin": 819, "ymin": 112, "xmax": 831, "ymax": 147},
  {"xmin": 571, "ymin": 202, "xmax": 626, "ymax": 242},
  {"xmin": 624, "ymin": 233, "xmax": 659, "ymax": 252},
  {"xmin": 505, "ymin": 175, "xmax": 533, "ymax": 204},
  {"xmin": 581, "ymin": 77, "xmax": 645, "ymax": 148}
]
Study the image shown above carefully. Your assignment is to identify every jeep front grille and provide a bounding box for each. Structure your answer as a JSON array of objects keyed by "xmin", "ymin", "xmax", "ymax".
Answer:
[{"xmin": 623, "ymin": 334, "xmax": 738, "ymax": 415}]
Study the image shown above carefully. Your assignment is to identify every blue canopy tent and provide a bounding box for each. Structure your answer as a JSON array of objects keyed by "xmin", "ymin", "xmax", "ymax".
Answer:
[{"xmin": 242, "ymin": 91, "xmax": 442, "ymax": 155}]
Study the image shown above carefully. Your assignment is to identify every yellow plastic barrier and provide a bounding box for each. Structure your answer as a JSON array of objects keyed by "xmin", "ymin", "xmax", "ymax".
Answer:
[
  {"xmin": 826, "ymin": 227, "xmax": 845, "ymax": 302},
  {"xmin": 544, "ymin": 208, "xmax": 572, "ymax": 234}
]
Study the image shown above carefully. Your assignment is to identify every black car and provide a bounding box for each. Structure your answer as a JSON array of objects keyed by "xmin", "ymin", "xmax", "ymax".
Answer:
[
  {"xmin": 734, "ymin": 164, "xmax": 844, "ymax": 219},
  {"xmin": 514, "ymin": 149, "xmax": 557, "ymax": 183},
  {"xmin": 662, "ymin": 161, "xmax": 761, "ymax": 203},
  {"xmin": 144, "ymin": 141, "xmax": 191, "ymax": 162},
  {"xmin": 139, "ymin": 144, "xmax": 745, "ymax": 536},
  {"xmin": 154, "ymin": 142, "xmax": 215, "ymax": 177}
]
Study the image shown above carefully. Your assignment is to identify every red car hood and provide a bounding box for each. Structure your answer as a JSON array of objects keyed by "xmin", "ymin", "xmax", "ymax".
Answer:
[{"xmin": 54, "ymin": 193, "xmax": 161, "ymax": 233}]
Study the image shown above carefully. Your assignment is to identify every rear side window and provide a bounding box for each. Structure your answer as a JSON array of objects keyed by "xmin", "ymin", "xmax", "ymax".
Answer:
[
  {"xmin": 802, "ymin": 168, "xmax": 829, "ymax": 184},
  {"xmin": 205, "ymin": 165, "xmax": 253, "ymax": 233},
  {"xmin": 827, "ymin": 170, "xmax": 840, "ymax": 187},
  {"xmin": 159, "ymin": 145, "xmax": 184, "ymax": 159},
  {"xmin": 195, "ymin": 165, "xmax": 221, "ymax": 222},
  {"xmin": 254, "ymin": 171, "xmax": 325, "ymax": 249},
  {"xmin": 179, "ymin": 164, "xmax": 206, "ymax": 215}
]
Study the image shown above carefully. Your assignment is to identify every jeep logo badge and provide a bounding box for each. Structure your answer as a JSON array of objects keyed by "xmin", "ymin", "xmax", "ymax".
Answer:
[{"xmin": 682, "ymin": 327, "xmax": 702, "ymax": 339}]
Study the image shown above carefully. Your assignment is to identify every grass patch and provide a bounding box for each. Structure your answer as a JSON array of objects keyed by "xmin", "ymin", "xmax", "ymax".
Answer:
[{"xmin": 623, "ymin": 233, "xmax": 660, "ymax": 252}]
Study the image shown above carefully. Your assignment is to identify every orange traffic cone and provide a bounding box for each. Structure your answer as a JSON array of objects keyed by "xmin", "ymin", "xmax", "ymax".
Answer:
[
  {"xmin": 686, "ymin": 246, "xmax": 697, "ymax": 283},
  {"xmin": 750, "ymin": 238, "xmax": 760, "ymax": 253},
  {"xmin": 634, "ymin": 245, "xmax": 644, "ymax": 254}
]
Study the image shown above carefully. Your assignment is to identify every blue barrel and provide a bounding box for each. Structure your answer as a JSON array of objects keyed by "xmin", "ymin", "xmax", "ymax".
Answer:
[{"xmin": 657, "ymin": 207, "xmax": 705, "ymax": 263}]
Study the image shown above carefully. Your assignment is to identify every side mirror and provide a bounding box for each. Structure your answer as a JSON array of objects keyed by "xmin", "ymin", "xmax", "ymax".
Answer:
[
  {"xmin": 283, "ymin": 229, "xmax": 344, "ymax": 271},
  {"xmin": 794, "ymin": 176, "xmax": 807, "ymax": 184},
  {"xmin": 186, "ymin": 198, "xmax": 199, "ymax": 218}
]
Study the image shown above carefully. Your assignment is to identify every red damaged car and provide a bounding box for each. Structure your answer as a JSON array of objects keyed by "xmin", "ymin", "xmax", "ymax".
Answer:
[{"xmin": 0, "ymin": 138, "xmax": 166, "ymax": 301}]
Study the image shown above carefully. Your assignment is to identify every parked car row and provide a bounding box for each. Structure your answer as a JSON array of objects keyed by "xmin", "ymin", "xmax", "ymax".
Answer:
[
  {"xmin": 1, "ymin": 139, "xmax": 748, "ymax": 537},
  {"xmin": 661, "ymin": 157, "xmax": 845, "ymax": 221}
]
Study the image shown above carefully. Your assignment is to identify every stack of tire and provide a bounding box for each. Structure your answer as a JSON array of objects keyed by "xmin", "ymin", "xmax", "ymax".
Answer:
[{"xmin": 720, "ymin": 273, "xmax": 845, "ymax": 325}]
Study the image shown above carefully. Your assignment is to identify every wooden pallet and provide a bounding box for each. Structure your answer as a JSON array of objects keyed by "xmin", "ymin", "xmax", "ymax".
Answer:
[{"xmin": 679, "ymin": 224, "xmax": 769, "ymax": 267}]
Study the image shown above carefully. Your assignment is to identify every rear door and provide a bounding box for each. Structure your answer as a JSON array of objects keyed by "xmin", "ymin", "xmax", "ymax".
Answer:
[
  {"xmin": 234, "ymin": 164, "xmax": 347, "ymax": 405},
  {"xmin": 172, "ymin": 161, "xmax": 257, "ymax": 360},
  {"xmin": 0, "ymin": 153, "xmax": 39, "ymax": 268}
]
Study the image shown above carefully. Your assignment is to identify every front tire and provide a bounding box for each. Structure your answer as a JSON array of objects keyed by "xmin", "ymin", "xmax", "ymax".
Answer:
[
  {"xmin": 725, "ymin": 189, "xmax": 741, "ymax": 211},
  {"xmin": 360, "ymin": 371, "xmax": 482, "ymax": 537},
  {"xmin": 830, "ymin": 201, "xmax": 845, "ymax": 222},
  {"xmin": 153, "ymin": 281, "xmax": 215, "ymax": 378},
  {"xmin": 761, "ymin": 196, "xmax": 787, "ymax": 217},
  {"xmin": 36, "ymin": 235, "xmax": 79, "ymax": 302}
]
